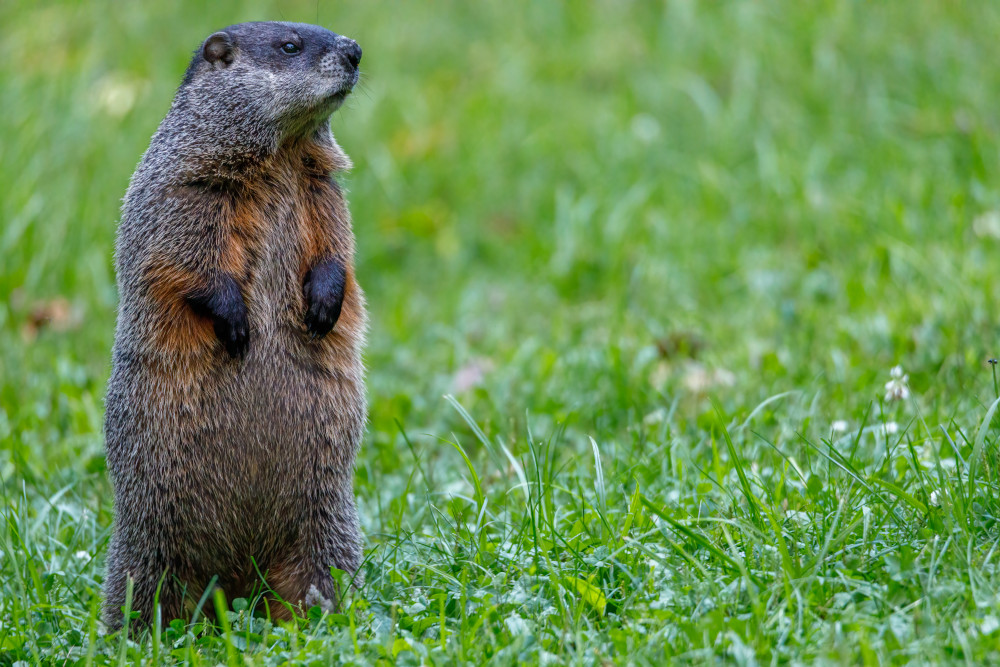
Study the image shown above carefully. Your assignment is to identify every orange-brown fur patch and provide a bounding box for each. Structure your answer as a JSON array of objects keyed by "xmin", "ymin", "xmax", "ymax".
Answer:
[
  {"xmin": 221, "ymin": 205, "xmax": 257, "ymax": 282},
  {"xmin": 286, "ymin": 141, "xmax": 364, "ymax": 343},
  {"xmin": 292, "ymin": 142, "xmax": 351, "ymax": 266},
  {"xmin": 331, "ymin": 270, "xmax": 363, "ymax": 337},
  {"xmin": 143, "ymin": 257, "xmax": 216, "ymax": 355}
]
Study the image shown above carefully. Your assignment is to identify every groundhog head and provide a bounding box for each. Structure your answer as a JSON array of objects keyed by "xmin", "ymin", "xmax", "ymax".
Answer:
[{"xmin": 181, "ymin": 21, "xmax": 362, "ymax": 139}]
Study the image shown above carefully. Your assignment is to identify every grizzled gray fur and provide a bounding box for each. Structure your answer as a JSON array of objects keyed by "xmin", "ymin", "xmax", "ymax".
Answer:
[{"xmin": 103, "ymin": 21, "xmax": 367, "ymax": 629}]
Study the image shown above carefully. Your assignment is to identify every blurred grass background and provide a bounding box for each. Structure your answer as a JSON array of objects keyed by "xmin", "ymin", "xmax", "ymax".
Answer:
[
  {"xmin": 5, "ymin": 0, "xmax": 1000, "ymax": 663},
  {"xmin": 7, "ymin": 0, "xmax": 1000, "ymax": 480}
]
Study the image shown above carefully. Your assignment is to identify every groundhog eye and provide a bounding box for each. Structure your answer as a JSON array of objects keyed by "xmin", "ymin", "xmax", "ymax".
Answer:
[{"xmin": 280, "ymin": 42, "xmax": 300, "ymax": 55}]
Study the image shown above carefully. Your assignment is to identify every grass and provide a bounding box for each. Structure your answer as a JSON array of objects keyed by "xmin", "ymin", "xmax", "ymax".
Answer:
[{"xmin": 4, "ymin": 0, "xmax": 1000, "ymax": 663}]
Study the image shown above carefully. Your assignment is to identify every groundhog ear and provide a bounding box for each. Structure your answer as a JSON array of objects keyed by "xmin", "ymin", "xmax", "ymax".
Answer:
[{"xmin": 203, "ymin": 32, "xmax": 234, "ymax": 66}]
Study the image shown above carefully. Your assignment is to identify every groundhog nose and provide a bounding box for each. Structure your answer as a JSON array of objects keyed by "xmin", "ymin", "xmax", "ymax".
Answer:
[{"xmin": 342, "ymin": 39, "xmax": 361, "ymax": 69}]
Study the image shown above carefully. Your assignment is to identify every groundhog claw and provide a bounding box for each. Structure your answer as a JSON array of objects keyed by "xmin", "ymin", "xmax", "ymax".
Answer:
[{"xmin": 218, "ymin": 309, "xmax": 250, "ymax": 358}]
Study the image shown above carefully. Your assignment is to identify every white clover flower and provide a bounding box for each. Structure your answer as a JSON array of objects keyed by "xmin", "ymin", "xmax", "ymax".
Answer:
[
  {"xmin": 929, "ymin": 489, "xmax": 942, "ymax": 507},
  {"xmin": 631, "ymin": 113, "xmax": 662, "ymax": 144},
  {"xmin": 75, "ymin": 551, "xmax": 90, "ymax": 561},
  {"xmin": 882, "ymin": 421, "xmax": 899, "ymax": 436},
  {"xmin": 831, "ymin": 420, "xmax": 849, "ymax": 433},
  {"xmin": 884, "ymin": 365, "xmax": 910, "ymax": 402},
  {"xmin": 974, "ymin": 211, "xmax": 1000, "ymax": 239}
]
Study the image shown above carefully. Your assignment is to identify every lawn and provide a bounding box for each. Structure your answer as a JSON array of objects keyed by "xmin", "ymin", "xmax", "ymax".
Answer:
[{"xmin": 4, "ymin": 0, "xmax": 1000, "ymax": 664}]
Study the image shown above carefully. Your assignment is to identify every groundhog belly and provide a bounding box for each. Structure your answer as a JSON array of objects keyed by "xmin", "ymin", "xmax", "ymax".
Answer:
[
  {"xmin": 190, "ymin": 259, "xmax": 364, "ymax": 537},
  {"xmin": 108, "ymin": 243, "xmax": 364, "ymax": 575}
]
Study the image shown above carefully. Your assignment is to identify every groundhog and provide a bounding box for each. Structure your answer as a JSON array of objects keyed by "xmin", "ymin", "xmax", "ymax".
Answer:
[{"xmin": 102, "ymin": 22, "xmax": 367, "ymax": 630}]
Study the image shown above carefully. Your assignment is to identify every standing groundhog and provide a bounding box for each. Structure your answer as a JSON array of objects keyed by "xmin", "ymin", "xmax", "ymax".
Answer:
[{"xmin": 103, "ymin": 22, "xmax": 367, "ymax": 629}]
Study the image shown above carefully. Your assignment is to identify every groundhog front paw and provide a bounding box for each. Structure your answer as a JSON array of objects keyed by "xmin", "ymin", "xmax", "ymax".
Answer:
[
  {"xmin": 187, "ymin": 273, "xmax": 250, "ymax": 358},
  {"xmin": 303, "ymin": 257, "xmax": 346, "ymax": 340}
]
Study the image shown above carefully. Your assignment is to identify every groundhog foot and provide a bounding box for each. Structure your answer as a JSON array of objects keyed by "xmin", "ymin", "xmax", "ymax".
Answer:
[
  {"xmin": 304, "ymin": 583, "xmax": 336, "ymax": 613},
  {"xmin": 186, "ymin": 273, "xmax": 249, "ymax": 357},
  {"xmin": 303, "ymin": 256, "xmax": 346, "ymax": 339}
]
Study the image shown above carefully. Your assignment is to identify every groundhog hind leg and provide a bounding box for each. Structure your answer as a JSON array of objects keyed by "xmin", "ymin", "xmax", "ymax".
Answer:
[
  {"xmin": 266, "ymin": 476, "xmax": 363, "ymax": 616},
  {"xmin": 103, "ymin": 527, "xmax": 185, "ymax": 631},
  {"xmin": 102, "ymin": 532, "xmax": 131, "ymax": 631}
]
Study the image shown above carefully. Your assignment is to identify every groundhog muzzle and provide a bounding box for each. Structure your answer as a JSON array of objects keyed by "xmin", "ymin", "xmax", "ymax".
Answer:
[{"xmin": 103, "ymin": 21, "xmax": 368, "ymax": 629}]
